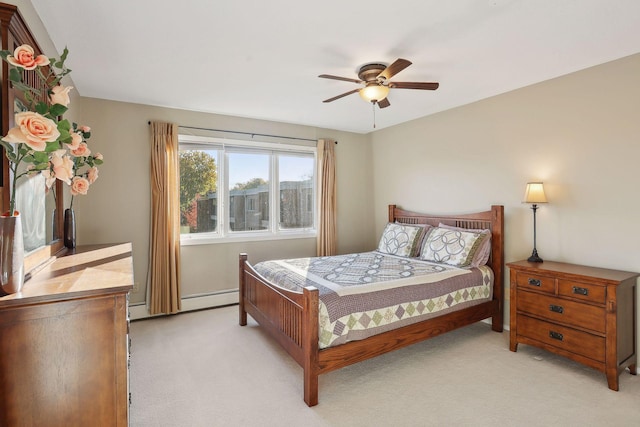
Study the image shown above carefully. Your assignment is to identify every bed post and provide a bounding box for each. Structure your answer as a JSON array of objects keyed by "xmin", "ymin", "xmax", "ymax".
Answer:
[
  {"xmin": 490, "ymin": 205, "xmax": 504, "ymax": 332},
  {"xmin": 388, "ymin": 204, "xmax": 397, "ymax": 222},
  {"xmin": 302, "ymin": 286, "xmax": 320, "ymax": 407},
  {"xmin": 239, "ymin": 253, "xmax": 248, "ymax": 326}
]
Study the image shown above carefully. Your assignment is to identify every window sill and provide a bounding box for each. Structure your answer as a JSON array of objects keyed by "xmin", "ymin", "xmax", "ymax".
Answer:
[{"xmin": 180, "ymin": 230, "xmax": 316, "ymax": 246}]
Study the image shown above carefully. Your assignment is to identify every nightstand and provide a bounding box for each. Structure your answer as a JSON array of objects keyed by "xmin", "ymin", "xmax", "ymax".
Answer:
[{"xmin": 508, "ymin": 260, "xmax": 638, "ymax": 390}]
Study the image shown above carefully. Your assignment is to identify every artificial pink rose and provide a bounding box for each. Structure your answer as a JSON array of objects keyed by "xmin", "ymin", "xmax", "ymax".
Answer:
[
  {"xmin": 49, "ymin": 85, "xmax": 73, "ymax": 107},
  {"xmin": 94, "ymin": 152, "xmax": 103, "ymax": 161},
  {"xmin": 71, "ymin": 142, "xmax": 91, "ymax": 157},
  {"xmin": 87, "ymin": 166, "xmax": 99, "ymax": 184},
  {"xmin": 41, "ymin": 169, "xmax": 56, "ymax": 189},
  {"xmin": 71, "ymin": 176, "xmax": 90, "ymax": 196},
  {"xmin": 7, "ymin": 44, "xmax": 50, "ymax": 70},
  {"xmin": 50, "ymin": 149, "xmax": 74, "ymax": 185},
  {"xmin": 79, "ymin": 125, "xmax": 91, "ymax": 133},
  {"xmin": 2, "ymin": 111, "xmax": 60, "ymax": 151},
  {"xmin": 26, "ymin": 164, "xmax": 39, "ymax": 177},
  {"xmin": 68, "ymin": 132, "xmax": 82, "ymax": 150}
]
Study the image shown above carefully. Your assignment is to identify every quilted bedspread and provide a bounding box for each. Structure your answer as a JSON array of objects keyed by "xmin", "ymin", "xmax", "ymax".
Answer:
[{"xmin": 253, "ymin": 251, "xmax": 493, "ymax": 349}]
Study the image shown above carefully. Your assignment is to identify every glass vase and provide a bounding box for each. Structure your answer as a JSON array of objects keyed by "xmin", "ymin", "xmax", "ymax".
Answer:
[
  {"xmin": 64, "ymin": 208, "xmax": 76, "ymax": 249},
  {"xmin": 0, "ymin": 211, "xmax": 25, "ymax": 294}
]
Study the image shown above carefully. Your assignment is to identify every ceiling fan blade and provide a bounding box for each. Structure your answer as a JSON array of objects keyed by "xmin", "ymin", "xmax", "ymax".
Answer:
[
  {"xmin": 322, "ymin": 88, "xmax": 361, "ymax": 103},
  {"xmin": 377, "ymin": 98, "xmax": 390, "ymax": 108},
  {"xmin": 377, "ymin": 58, "xmax": 412, "ymax": 81},
  {"xmin": 388, "ymin": 81, "xmax": 439, "ymax": 90},
  {"xmin": 318, "ymin": 74, "xmax": 362, "ymax": 84}
]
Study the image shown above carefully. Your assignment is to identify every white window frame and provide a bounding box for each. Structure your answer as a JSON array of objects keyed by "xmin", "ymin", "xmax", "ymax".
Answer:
[{"xmin": 179, "ymin": 135, "xmax": 317, "ymax": 246}]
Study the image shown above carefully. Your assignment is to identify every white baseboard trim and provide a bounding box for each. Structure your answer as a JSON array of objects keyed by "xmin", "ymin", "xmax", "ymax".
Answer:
[{"xmin": 129, "ymin": 290, "xmax": 239, "ymax": 320}]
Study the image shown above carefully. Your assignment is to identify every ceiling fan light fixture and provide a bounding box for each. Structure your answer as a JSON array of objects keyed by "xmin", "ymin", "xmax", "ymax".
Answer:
[{"xmin": 359, "ymin": 84, "xmax": 389, "ymax": 103}]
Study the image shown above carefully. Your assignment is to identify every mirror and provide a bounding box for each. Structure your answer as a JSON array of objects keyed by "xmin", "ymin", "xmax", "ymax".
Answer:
[{"xmin": 2, "ymin": 158, "xmax": 64, "ymax": 274}]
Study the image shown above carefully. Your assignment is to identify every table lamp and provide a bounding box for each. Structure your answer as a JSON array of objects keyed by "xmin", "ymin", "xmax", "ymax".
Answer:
[{"xmin": 523, "ymin": 182, "xmax": 547, "ymax": 263}]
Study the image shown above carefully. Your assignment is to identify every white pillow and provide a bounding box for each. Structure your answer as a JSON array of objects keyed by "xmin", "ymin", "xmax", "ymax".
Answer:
[
  {"xmin": 420, "ymin": 227, "xmax": 488, "ymax": 267},
  {"xmin": 438, "ymin": 223, "xmax": 492, "ymax": 267},
  {"xmin": 377, "ymin": 223, "xmax": 427, "ymax": 257}
]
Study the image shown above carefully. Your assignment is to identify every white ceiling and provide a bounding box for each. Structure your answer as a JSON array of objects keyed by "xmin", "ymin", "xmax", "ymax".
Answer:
[{"xmin": 30, "ymin": 0, "xmax": 640, "ymax": 134}]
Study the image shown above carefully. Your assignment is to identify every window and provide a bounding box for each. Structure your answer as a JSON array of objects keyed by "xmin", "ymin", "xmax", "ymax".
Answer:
[
  {"xmin": 179, "ymin": 135, "xmax": 316, "ymax": 244},
  {"xmin": 279, "ymin": 154, "xmax": 314, "ymax": 229}
]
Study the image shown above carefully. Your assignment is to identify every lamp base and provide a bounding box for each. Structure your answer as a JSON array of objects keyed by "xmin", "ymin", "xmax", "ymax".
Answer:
[{"xmin": 527, "ymin": 249, "xmax": 543, "ymax": 263}]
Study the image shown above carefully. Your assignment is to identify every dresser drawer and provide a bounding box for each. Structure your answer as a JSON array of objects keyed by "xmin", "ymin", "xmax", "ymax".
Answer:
[
  {"xmin": 518, "ymin": 315, "xmax": 605, "ymax": 362},
  {"xmin": 515, "ymin": 272, "xmax": 555, "ymax": 294},
  {"xmin": 517, "ymin": 291, "xmax": 606, "ymax": 333},
  {"xmin": 558, "ymin": 279, "xmax": 606, "ymax": 304}
]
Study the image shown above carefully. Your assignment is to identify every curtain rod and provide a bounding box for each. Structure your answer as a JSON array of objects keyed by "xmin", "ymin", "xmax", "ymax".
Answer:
[{"xmin": 147, "ymin": 122, "xmax": 337, "ymax": 144}]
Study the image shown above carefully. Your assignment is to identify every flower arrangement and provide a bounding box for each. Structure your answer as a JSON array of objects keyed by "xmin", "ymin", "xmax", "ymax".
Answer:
[{"xmin": 0, "ymin": 44, "xmax": 103, "ymax": 216}]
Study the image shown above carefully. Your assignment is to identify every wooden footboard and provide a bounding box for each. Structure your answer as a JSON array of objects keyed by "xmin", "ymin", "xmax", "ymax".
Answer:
[
  {"xmin": 239, "ymin": 204, "xmax": 504, "ymax": 407},
  {"xmin": 239, "ymin": 254, "xmax": 321, "ymax": 405}
]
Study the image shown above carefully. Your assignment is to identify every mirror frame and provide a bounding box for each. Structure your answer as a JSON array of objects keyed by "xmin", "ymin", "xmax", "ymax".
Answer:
[{"xmin": 0, "ymin": 3, "xmax": 66, "ymax": 277}]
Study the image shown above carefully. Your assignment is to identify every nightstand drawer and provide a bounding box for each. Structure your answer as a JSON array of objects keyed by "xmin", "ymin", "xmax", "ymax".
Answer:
[
  {"xmin": 518, "ymin": 315, "xmax": 605, "ymax": 362},
  {"xmin": 515, "ymin": 272, "xmax": 555, "ymax": 294},
  {"xmin": 517, "ymin": 291, "xmax": 606, "ymax": 333},
  {"xmin": 558, "ymin": 279, "xmax": 606, "ymax": 304}
]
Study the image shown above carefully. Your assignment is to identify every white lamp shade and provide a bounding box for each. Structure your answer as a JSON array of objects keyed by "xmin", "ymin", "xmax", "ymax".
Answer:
[
  {"xmin": 359, "ymin": 84, "xmax": 389, "ymax": 102},
  {"xmin": 523, "ymin": 182, "xmax": 547, "ymax": 204}
]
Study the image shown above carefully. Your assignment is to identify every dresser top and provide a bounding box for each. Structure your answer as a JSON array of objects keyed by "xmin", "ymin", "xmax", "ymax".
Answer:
[
  {"xmin": 507, "ymin": 259, "xmax": 639, "ymax": 284},
  {"xmin": 0, "ymin": 243, "xmax": 134, "ymax": 308}
]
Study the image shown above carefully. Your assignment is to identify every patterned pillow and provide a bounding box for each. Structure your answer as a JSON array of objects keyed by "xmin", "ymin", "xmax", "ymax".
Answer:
[
  {"xmin": 377, "ymin": 223, "xmax": 427, "ymax": 257},
  {"xmin": 420, "ymin": 227, "xmax": 487, "ymax": 267},
  {"xmin": 438, "ymin": 223, "xmax": 492, "ymax": 267}
]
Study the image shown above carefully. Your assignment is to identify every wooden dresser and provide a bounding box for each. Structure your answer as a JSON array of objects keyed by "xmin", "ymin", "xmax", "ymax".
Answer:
[
  {"xmin": 508, "ymin": 260, "xmax": 638, "ymax": 390},
  {"xmin": 0, "ymin": 243, "xmax": 133, "ymax": 427}
]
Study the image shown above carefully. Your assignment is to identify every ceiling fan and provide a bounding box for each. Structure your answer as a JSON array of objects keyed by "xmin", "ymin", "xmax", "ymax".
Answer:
[{"xmin": 318, "ymin": 58, "xmax": 439, "ymax": 108}]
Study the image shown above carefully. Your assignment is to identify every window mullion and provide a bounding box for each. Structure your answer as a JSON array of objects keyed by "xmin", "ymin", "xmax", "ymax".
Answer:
[
  {"xmin": 218, "ymin": 150, "xmax": 226, "ymax": 237},
  {"xmin": 271, "ymin": 153, "xmax": 278, "ymax": 234}
]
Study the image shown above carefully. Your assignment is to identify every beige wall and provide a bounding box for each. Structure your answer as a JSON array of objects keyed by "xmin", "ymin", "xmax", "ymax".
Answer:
[
  {"xmin": 371, "ymin": 53, "xmax": 640, "ymax": 328},
  {"xmin": 75, "ymin": 99, "xmax": 373, "ymax": 304},
  {"xmin": 9, "ymin": 0, "xmax": 640, "ymax": 325}
]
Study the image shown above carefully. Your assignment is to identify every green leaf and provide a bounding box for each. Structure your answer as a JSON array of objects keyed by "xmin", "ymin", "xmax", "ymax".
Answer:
[
  {"xmin": 23, "ymin": 154, "xmax": 35, "ymax": 163},
  {"xmin": 33, "ymin": 151, "xmax": 49, "ymax": 163},
  {"xmin": 57, "ymin": 130, "xmax": 72, "ymax": 145},
  {"xmin": 0, "ymin": 50, "xmax": 9, "ymax": 60},
  {"xmin": 83, "ymin": 131, "xmax": 92, "ymax": 139},
  {"xmin": 94, "ymin": 159, "xmax": 104, "ymax": 166},
  {"xmin": 0, "ymin": 141, "xmax": 14, "ymax": 155},
  {"xmin": 58, "ymin": 119, "xmax": 71, "ymax": 132},
  {"xmin": 49, "ymin": 104, "xmax": 68, "ymax": 117},
  {"xmin": 45, "ymin": 140, "xmax": 61, "ymax": 153},
  {"xmin": 35, "ymin": 102, "xmax": 49, "ymax": 115},
  {"xmin": 9, "ymin": 68, "xmax": 23, "ymax": 83}
]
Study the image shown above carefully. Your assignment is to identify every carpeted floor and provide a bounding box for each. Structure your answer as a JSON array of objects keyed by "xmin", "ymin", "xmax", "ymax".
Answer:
[{"xmin": 129, "ymin": 305, "xmax": 640, "ymax": 426}]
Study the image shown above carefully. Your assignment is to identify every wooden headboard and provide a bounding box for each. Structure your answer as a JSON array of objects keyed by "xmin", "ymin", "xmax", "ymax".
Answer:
[{"xmin": 389, "ymin": 204, "xmax": 505, "ymax": 330}]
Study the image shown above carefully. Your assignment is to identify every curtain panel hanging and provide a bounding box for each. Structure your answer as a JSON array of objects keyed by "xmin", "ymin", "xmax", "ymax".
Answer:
[
  {"xmin": 316, "ymin": 139, "xmax": 337, "ymax": 256},
  {"xmin": 148, "ymin": 121, "xmax": 181, "ymax": 314}
]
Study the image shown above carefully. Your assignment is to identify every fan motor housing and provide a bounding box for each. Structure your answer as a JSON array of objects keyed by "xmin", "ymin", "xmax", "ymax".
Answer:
[{"xmin": 358, "ymin": 63, "xmax": 387, "ymax": 82}]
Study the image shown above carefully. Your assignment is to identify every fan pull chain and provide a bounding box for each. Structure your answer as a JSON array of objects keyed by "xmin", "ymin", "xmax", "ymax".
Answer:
[{"xmin": 372, "ymin": 101, "xmax": 376, "ymax": 128}]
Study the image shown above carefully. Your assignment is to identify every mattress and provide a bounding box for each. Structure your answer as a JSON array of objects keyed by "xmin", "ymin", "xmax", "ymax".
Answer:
[{"xmin": 253, "ymin": 251, "xmax": 494, "ymax": 349}]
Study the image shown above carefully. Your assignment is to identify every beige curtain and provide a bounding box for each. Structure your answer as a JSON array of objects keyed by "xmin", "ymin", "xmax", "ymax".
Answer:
[
  {"xmin": 148, "ymin": 121, "xmax": 181, "ymax": 315},
  {"xmin": 316, "ymin": 139, "xmax": 337, "ymax": 256}
]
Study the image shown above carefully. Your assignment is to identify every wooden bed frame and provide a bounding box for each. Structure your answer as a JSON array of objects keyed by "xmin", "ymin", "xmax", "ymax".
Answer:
[{"xmin": 239, "ymin": 204, "xmax": 504, "ymax": 406}]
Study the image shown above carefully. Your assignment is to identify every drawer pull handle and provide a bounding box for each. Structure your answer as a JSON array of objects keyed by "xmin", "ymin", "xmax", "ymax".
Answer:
[
  {"xmin": 572, "ymin": 286, "xmax": 589, "ymax": 296},
  {"xmin": 527, "ymin": 278, "xmax": 541, "ymax": 287},
  {"xmin": 549, "ymin": 304, "xmax": 564, "ymax": 314},
  {"xmin": 549, "ymin": 331, "xmax": 564, "ymax": 341}
]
